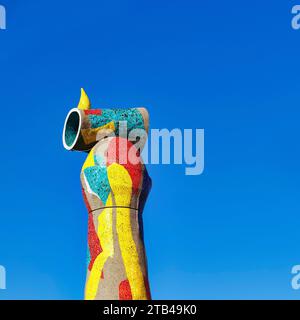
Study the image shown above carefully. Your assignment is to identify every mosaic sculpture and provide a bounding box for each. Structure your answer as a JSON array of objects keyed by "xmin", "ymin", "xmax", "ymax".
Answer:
[{"xmin": 62, "ymin": 89, "xmax": 152, "ymax": 300}]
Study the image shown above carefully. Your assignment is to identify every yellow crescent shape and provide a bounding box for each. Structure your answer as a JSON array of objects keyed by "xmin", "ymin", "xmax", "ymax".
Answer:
[{"xmin": 77, "ymin": 88, "xmax": 91, "ymax": 110}]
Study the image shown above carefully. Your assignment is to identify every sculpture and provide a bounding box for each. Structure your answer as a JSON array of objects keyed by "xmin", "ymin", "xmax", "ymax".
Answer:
[{"xmin": 62, "ymin": 89, "xmax": 152, "ymax": 300}]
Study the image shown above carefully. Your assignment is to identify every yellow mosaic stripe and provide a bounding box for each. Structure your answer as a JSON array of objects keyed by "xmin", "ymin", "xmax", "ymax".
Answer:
[
  {"xmin": 107, "ymin": 163, "xmax": 147, "ymax": 300},
  {"xmin": 85, "ymin": 194, "xmax": 114, "ymax": 300}
]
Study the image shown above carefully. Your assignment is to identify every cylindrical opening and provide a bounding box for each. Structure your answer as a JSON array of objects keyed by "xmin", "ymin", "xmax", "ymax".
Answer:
[{"xmin": 62, "ymin": 108, "xmax": 82, "ymax": 150}]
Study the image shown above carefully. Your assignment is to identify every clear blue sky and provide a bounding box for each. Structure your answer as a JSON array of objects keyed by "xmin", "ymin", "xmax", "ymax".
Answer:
[{"xmin": 0, "ymin": 0, "xmax": 300, "ymax": 299}]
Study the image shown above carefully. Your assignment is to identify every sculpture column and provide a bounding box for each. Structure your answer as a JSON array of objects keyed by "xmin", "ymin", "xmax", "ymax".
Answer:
[{"xmin": 62, "ymin": 89, "xmax": 151, "ymax": 300}]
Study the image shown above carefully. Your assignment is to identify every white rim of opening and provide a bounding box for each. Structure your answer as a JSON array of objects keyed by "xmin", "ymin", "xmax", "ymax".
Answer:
[{"xmin": 62, "ymin": 108, "xmax": 82, "ymax": 151}]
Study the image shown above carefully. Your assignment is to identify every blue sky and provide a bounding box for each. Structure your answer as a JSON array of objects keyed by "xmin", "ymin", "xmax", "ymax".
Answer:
[{"xmin": 0, "ymin": 0, "xmax": 300, "ymax": 299}]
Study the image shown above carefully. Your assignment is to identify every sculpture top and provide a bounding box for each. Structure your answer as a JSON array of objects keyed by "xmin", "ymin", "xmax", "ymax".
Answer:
[{"xmin": 62, "ymin": 88, "xmax": 149, "ymax": 152}]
